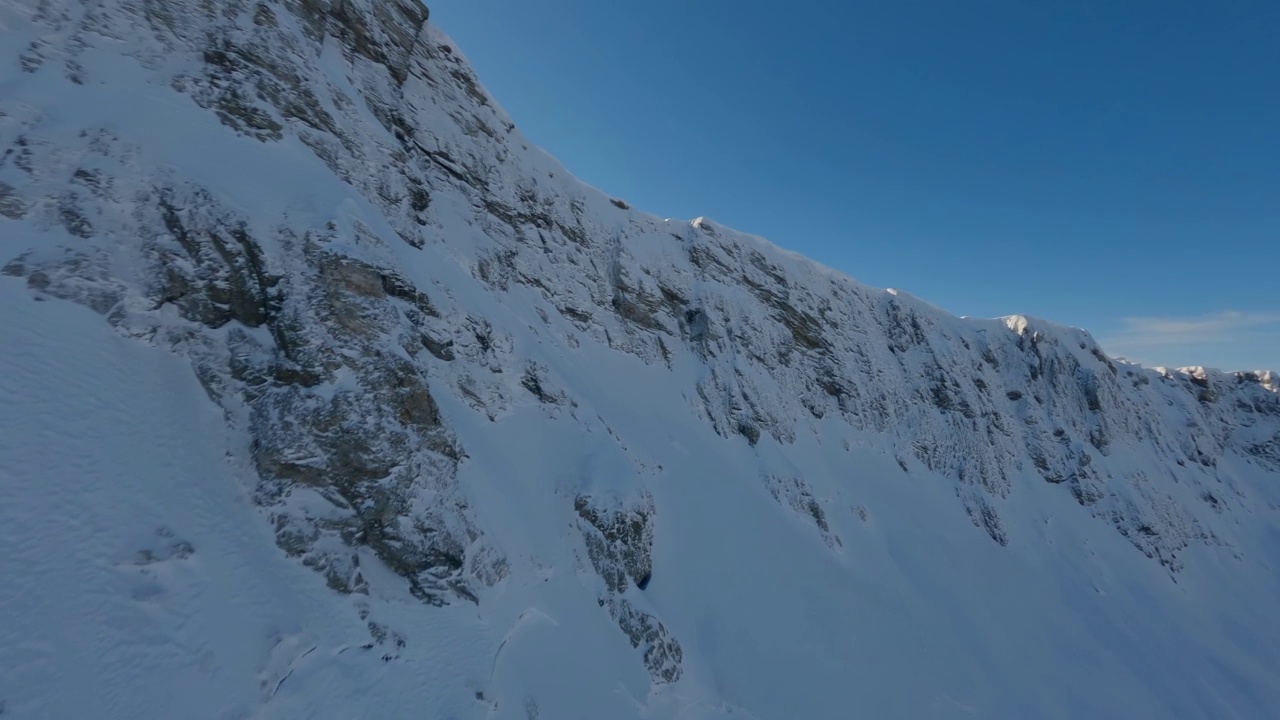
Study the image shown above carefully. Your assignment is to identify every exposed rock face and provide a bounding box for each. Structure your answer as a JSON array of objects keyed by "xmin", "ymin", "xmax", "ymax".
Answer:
[
  {"xmin": 575, "ymin": 494, "xmax": 655, "ymax": 595},
  {"xmin": 0, "ymin": 129, "xmax": 498, "ymax": 606},
  {"xmin": 765, "ymin": 475, "xmax": 842, "ymax": 549},
  {"xmin": 2, "ymin": 0, "xmax": 1279, "ymax": 699},
  {"xmin": 0, "ymin": 0, "xmax": 507, "ymax": 606},
  {"xmin": 575, "ymin": 493, "xmax": 682, "ymax": 683}
]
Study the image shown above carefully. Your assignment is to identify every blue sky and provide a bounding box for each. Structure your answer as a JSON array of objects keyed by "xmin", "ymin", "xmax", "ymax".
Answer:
[{"xmin": 427, "ymin": 0, "xmax": 1278, "ymax": 371}]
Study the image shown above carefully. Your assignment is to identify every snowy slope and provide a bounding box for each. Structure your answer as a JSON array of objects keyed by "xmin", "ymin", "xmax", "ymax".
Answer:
[{"xmin": 2, "ymin": 0, "xmax": 1279, "ymax": 718}]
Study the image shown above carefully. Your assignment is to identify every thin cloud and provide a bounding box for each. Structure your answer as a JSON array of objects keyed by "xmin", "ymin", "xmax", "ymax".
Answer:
[
  {"xmin": 1101, "ymin": 311, "xmax": 1280, "ymax": 371},
  {"xmin": 1116, "ymin": 311, "xmax": 1280, "ymax": 347}
]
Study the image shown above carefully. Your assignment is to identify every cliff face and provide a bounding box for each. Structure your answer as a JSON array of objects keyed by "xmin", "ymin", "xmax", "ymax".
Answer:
[{"xmin": 2, "ymin": 1, "xmax": 1278, "ymax": 718}]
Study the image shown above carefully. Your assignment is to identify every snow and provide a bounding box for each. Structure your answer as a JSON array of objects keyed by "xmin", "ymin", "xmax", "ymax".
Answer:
[
  {"xmin": 4, "ymin": 266, "xmax": 1278, "ymax": 719},
  {"xmin": 0, "ymin": 278, "xmax": 289, "ymax": 719},
  {"xmin": 1, "ymin": 0, "xmax": 1279, "ymax": 718}
]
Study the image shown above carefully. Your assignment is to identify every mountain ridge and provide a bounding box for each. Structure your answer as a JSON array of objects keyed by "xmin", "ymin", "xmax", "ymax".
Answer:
[{"xmin": 2, "ymin": 0, "xmax": 1279, "ymax": 717}]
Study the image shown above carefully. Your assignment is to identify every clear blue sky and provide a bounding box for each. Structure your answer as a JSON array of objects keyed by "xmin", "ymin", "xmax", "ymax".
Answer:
[{"xmin": 427, "ymin": 0, "xmax": 1278, "ymax": 371}]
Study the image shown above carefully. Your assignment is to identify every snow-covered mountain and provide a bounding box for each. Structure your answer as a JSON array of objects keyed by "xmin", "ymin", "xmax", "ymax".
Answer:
[{"xmin": 2, "ymin": 1, "xmax": 1278, "ymax": 717}]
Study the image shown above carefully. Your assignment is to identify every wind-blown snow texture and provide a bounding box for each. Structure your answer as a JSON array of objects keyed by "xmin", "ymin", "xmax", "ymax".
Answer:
[{"xmin": 2, "ymin": 1, "xmax": 1279, "ymax": 717}]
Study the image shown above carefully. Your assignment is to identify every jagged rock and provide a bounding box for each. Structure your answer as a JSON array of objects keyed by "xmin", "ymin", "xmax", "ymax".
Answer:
[
  {"xmin": 765, "ymin": 474, "xmax": 841, "ymax": 548},
  {"xmin": 0, "ymin": 122, "xmax": 489, "ymax": 606},
  {"xmin": 575, "ymin": 494, "xmax": 654, "ymax": 594},
  {"xmin": 574, "ymin": 493, "xmax": 681, "ymax": 683},
  {"xmin": 600, "ymin": 597, "xmax": 683, "ymax": 684}
]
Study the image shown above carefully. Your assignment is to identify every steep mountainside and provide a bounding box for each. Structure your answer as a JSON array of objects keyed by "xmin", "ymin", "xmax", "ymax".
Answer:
[{"xmin": 1, "ymin": 1, "xmax": 1278, "ymax": 718}]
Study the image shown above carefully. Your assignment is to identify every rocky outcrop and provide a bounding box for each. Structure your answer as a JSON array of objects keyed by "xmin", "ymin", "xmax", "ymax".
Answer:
[
  {"xmin": 575, "ymin": 494, "xmax": 682, "ymax": 683},
  {"xmin": 0, "ymin": 121, "xmax": 503, "ymax": 607},
  {"xmin": 764, "ymin": 475, "xmax": 841, "ymax": 549}
]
